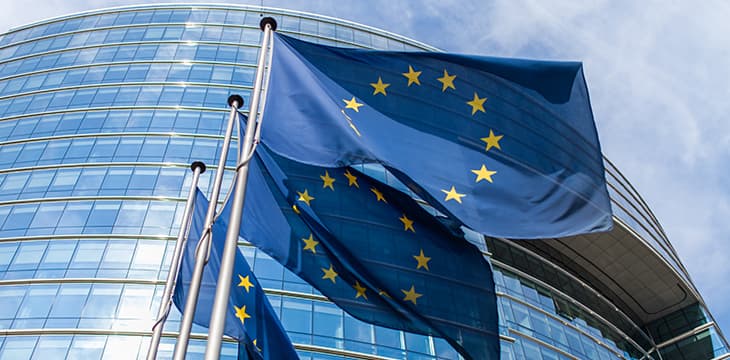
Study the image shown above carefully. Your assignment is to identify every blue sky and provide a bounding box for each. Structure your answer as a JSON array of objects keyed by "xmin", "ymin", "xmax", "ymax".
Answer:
[{"xmin": 2, "ymin": 0, "xmax": 728, "ymax": 340}]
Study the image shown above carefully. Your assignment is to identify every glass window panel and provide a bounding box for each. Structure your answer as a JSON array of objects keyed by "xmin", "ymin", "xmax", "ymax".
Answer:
[
  {"xmin": 86, "ymin": 202, "xmax": 121, "ymax": 228},
  {"xmin": 114, "ymin": 202, "xmax": 148, "ymax": 229},
  {"xmin": 404, "ymin": 332, "xmax": 431, "ymax": 354},
  {"xmin": 3, "ymin": 205, "xmax": 37, "ymax": 231},
  {"xmin": 49, "ymin": 284, "xmax": 89, "ymax": 318},
  {"xmin": 57, "ymin": 203, "xmax": 92, "ymax": 230},
  {"xmin": 116, "ymin": 87, "xmax": 140, "ymax": 106},
  {"xmin": 103, "ymin": 66, "xmax": 128, "ymax": 82},
  {"xmin": 156, "ymin": 168, "xmax": 185, "ymax": 193},
  {"xmin": 143, "ymin": 27, "xmax": 165, "ymax": 41},
  {"xmin": 139, "ymin": 138, "xmax": 168, "ymax": 161},
  {"xmin": 149, "ymin": 111, "xmax": 175, "ymax": 131},
  {"xmin": 123, "ymin": 28, "xmax": 145, "ymax": 42},
  {"xmin": 70, "ymin": 240, "xmax": 105, "ymax": 269},
  {"xmin": 52, "ymin": 169, "xmax": 80, "ymax": 187},
  {"xmin": 375, "ymin": 327, "xmax": 402, "ymax": 351},
  {"xmin": 0, "ymin": 337, "xmax": 38, "ymax": 360},
  {"xmin": 75, "ymin": 169, "xmax": 106, "ymax": 194},
  {"xmin": 163, "ymin": 26, "xmax": 184, "ymax": 40},
  {"xmin": 128, "ymin": 168, "xmax": 158, "ymax": 191},
  {"xmin": 17, "ymin": 285, "xmax": 58, "ymax": 318},
  {"xmin": 102, "ymin": 336, "xmax": 141, "ymax": 360},
  {"xmin": 10, "ymin": 241, "xmax": 46, "ymax": 269},
  {"xmin": 39, "ymin": 141, "xmax": 70, "ymax": 164},
  {"xmin": 30, "ymin": 203, "xmax": 65, "ymax": 229},
  {"xmin": 115, "ymin": 138, "xmax": 143, "ymax": 161},
  {"xmin": 0, "ymin": 242, "xmax": 18, "ymax": 270},
  {"xmin": 55, "ymin": 113, "xmax": 84, "ymax": 134},
  {"xmin": 159, "ymin": 87, "xmax": 183, "ymax": 106},
  {"xmin": 313, "ymin": 302, "xmax": 343, "ymax": 338},
  {"xmin": 81, "ymin": 285, "xmax": 121, "ymax": 318},
  {"xmin": 89, "ymin": 139, "xmax": 118, "ymax": 161},
  {"xmin": 189, "ymin": 64, "xmax": 213, "ymax": 82},
  {"xmin": 131, "ymin": 241, "xmax": 165, "ymax": 270},
  {"xmin": 181, "ymin": 88, "xmax": 206, "ymax": 106},
  {"xmin": 0, "ymin": 287, "xmax": 24, "ymax": 319},
  {"xmin": 282, "ymin": 297, "xmax": 312, "ymax": 334},
  {"xmin": 344, "ymin": 314, "xmax": 373, "ymax": 348},
  {"xmin": 15, "ymin": 143, "xmax": 46, "ymax": 164},
  {"xmin": 103, "ymin": 169, "xmax": 132, "ymax": 190},
  {"xmin": 40, "ymin": 241, "xmax": 76, "ymax": 269},
  {"xmin": 79, "ymin": 113, "xmax": 105, "ymax": 132},
  {"xmin": 1, "ymin": 173, "xmax": 28, "ymax": 191},
  {"xmin": 142, "ymin": 203, "xmax": 176, "ymax": 230},
  {"xmin": 101, "ymin": 241, "xmax": 135, "ymax": 269},
  {"xmin": 117, "ymin": 285, "xmax": 153, "ymax": 319},
  {"xmin": 91, "ymin": 88, "xmax": 119, "ymax": 106}
]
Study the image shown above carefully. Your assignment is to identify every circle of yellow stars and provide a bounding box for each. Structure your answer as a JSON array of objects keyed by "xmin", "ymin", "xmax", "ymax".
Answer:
[
  {"xmin": 337, "ymin": 64, "xmax": 503, "ymax": 210},
  {"xmin": 293, "ymin": 168, "xmax": 435, "ymax": 307}
]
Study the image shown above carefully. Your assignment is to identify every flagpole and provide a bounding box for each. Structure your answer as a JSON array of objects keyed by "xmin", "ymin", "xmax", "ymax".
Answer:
[
  {"xmin": 146, "ymin": 161, "xmax": 206, "ymax": 360},
  {"xmin": 172, "ymin": 94, "xmax": 243, "ymax": 360},
  {"xmin": 203, "ymin": 17, "xmax": 276, "ymax": 360}
]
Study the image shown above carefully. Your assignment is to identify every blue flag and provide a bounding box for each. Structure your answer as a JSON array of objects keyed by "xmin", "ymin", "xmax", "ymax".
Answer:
[
  {"xmin": 260, "ymin": 33, "xmax": 612, "ymax": 239},
  {"xmin": 223, "ymin": 117, "xmax": 500, "ymax": 359},
  {"xmin": 173, "ymin": 189, "xmax": 299, "ymax": 360}
]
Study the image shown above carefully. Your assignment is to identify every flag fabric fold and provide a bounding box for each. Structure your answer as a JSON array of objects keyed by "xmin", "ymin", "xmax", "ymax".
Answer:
[
  {"xmin": 222, "ymin": 114, "xmax": 500, "ymax": 359},
  {"xmin": 260, "ymin": 33, "xmax": 612, "ymax": 239},
  {"xmin": 172, "ymin": 188, "xmax": 299, "ymax": 360}
]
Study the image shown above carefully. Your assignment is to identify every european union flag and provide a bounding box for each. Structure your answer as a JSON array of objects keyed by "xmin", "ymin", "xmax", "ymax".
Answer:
[
  {"xmin": 173, "ymin": 189, "xmax": 299, "ymax": 360},
  {"xmin": 260, "ymin": 33, "xmax": 612, "ymax": 239},
  {"xmin": 223, "ymin": 118, "xmax": 500, "ymax": 359}
]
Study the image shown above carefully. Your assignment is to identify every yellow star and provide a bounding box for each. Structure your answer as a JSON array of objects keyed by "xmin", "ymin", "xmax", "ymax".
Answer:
[
  {"xmin": 292, "ymin": 204, "xmax": 300, "ymax": 214},
  {"xmin": 344, "ymin": 169, "xmax": 359, "ymax": 188},
  {"xmin": 466, "ymin": 92, "xmax": 487, "ymax": 115},
  {"xmin": 234, "ymin": 305, "xmax": 251, "ymax": 324},
  {"xmin": 237, "ymin": 274, "xmax": 254, "ymax": 292},
  {"xmin": 441, "ymin": 186, "xmax": 466, "ymax": 204},
  {"xmin": 343, "ymin": 97, "xmax": 364, "ymax": 112},
  {"xmin": 471, "ymin": 164, "xmax": 497, "ymax": 183},
  {"xmin": 436, "ymin": 69, "xmax": 456, "ymax": 91},
  {"xmin": 320, "ymin": 171, "xmax": 335, "ymax": 191},
  {"xmin": 370, "ymin": 76, "xmax": 390, "ymax": 96},
  {"xmin": 402, "ymin": 65, "xmax": 422, "ymax": 86},
  {"xmin": 353, "ymin": 281, "xmax": 368, "ymax": 299},
  {"xmin": 481, "ymin": 129, "xmax": 503, "ymax": 152},
  {"xmin": 401, "ymin": 285, "xmax": 423, "ymax": 305},
  {"xmin": 399, "ymin": 214, "xmax": 415, "ymax": 232},
  {"xmin": 370, "ymin": 187, "xmax": 387, "ymax": 203},
  {"xmin": 377, "ymin": 289, "xmax": 392, "ymax": 298},
  {"xmin": 413, "ymin": 249, "xmax": 431, "ymax": 271},
  {"xmin": 297, "ymin": 189, "xmax": 315, "ymax": 206},
  {"xmin": 302, "ymin": 233, "xmax": 319, "ymax": 254},
  {"xmin": 321, "ymin": 264, "xmax": 338, "ymax": 283}
]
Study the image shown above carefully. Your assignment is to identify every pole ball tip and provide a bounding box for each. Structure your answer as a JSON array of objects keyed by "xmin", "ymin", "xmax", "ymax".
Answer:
[
  {"xmin": 227, "ymin": 94, "xmax": 244, "ymax": 108},
  {"xmin": 260, "ymin": 17, "xmax": 277, "ymax": 32},
  {"xmin": 190, "ymin": 161, "xmax": 207, "ymax": 173}
]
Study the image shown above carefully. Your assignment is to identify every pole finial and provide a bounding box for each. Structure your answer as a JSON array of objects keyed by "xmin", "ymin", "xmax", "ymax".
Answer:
[
  {"xmin": 260, "ymin": 16, "xmax": 277, "ymax": 32},
  {"xmin": 227, "ymin": 94, "xmax": 244, "ymax": 108},
  {"xmin": 190, "ymin": 161, "xmax": 206, "ymax": 173}
]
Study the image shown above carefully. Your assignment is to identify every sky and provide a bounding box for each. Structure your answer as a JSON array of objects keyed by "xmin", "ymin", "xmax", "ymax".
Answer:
[{"xmin": 1, "ymin": 0, "xmax": 728, "ymax": 341}]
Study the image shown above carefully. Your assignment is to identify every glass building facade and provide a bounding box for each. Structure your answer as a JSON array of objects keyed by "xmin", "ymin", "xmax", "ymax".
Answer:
[{"xmin": 0, "ymin": 4, "xmax": 726, "ymax": 359}]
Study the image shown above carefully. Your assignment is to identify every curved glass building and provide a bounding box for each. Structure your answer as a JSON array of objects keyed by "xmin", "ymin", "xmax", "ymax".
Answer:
[{"xmin": 0, "ymin": 4, "xmax": 727, "ymax": 359}]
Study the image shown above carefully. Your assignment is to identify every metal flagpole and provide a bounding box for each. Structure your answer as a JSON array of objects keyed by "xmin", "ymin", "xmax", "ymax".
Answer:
[
  {"xmin": 171, "ymin": 94, "xmax": 244, "ymax": 360},
  {"xmin": 146, "ymin": 161, "xmax": 206, "ymax": 360},
  {"xmin": 203, "ymin": 17, "xmax": 276, "ymax": 360}
]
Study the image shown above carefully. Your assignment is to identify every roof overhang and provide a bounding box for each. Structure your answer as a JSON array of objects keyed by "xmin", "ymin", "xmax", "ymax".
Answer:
[{"xmin": 513, "ymin": 218, "xmax": 698, "ymax": 324}]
